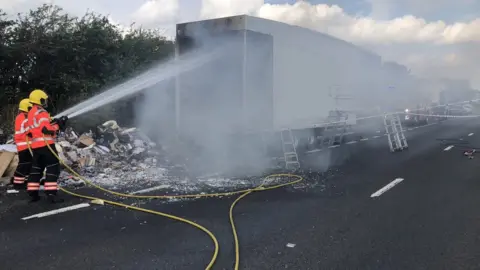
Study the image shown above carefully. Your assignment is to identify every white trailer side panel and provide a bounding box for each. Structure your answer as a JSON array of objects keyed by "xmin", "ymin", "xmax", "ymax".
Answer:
[
  {"xmin": 176, "ymin": 16, "xmax": 276, "ymax": 134},
  {"xmin": 175, "ymin": 15, "xmax": 417, "ymax": 133},
  {"xmin": 245, "ymin": 16, "xmax": 384, "ymax": 130},
  {"xmin": 246, "ymin": 16, "xmax": 334, "ymax": 130}
]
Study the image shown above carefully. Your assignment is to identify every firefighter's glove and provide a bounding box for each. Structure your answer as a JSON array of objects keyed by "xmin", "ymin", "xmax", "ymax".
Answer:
[
  {"xmin": 60, "ymin": 116, "xmax": 69, "ymax": 125},
  {"xmin": 52, "ymin": 116, "xmax": 68, "ymax": 131},
  {"xmin": 42, "ymin": 126, "xmax": 56, "ymax": 136},
  {"xmin": 57, "ymin": 116, "xmax": 68, "ymax": 131}
]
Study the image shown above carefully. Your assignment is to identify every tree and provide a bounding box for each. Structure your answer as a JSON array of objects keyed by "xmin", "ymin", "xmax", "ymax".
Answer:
[
  {"xmin": 0, "ymin": 10, "xmax": 19, "ymax": 104},
  {"xmin": 0, "ymin": 4, "xmax": 174, "ymax": 131}
]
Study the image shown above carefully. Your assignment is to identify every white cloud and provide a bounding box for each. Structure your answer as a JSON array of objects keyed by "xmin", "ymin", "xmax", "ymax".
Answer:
[
  {"xmin": 131, "ymin": 0, "xmax": 179, "ymax": 26},
  {"xmin": 367, "ymin": 0, "xmax": 477, "ymax": 19},
  {"xmin": 0, "ymin": 0, "xmax": 46, "ymax": 15},
  {"xmin": 253, "ymin": 2, "xmax": 480, "ymax": 45},
  {"xmin": 200, "ymin": 0, "xmax": 263, "ymax": 19}
]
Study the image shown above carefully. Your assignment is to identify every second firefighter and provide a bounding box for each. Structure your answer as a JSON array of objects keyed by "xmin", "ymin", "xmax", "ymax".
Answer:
[{"xmin": 26, "ymin": 89, "xmax": 68, "ymax": 203}]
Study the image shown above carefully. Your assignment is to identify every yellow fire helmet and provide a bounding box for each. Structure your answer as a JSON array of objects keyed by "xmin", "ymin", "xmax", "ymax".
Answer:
[
  {"xmin": 29, "ymin": 89, "xmax": 48, "ymax": 107},
  {"xmin": 19, "ymin": 98, "xmax": 32, "ymax": 113}
]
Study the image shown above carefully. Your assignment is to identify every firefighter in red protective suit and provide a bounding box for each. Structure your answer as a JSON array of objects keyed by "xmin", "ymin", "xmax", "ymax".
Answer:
[
  {"xmin": 12, "ymin": 98, "xmax": 33, "ymax": 190},
  {"xmin": 26, "ymin": 89, "xmax": 68, "ymax": 203}
]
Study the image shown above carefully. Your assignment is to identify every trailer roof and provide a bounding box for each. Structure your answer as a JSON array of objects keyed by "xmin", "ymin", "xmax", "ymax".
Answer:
[{"xmin": 176, "ymin": 14, "xmax": 379, "ymax": 61}]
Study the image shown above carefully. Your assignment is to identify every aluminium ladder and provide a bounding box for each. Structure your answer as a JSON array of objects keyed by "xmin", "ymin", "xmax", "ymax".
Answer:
[
  {"xmin": 317, "ymin": 112, "xmax": 348, "ymax": 149},
  {"xmin": 280, "ymin": 129, "xmax": 300, "ymax": 170},
  {"xmin": 384, "ymin": 113, "xmax": 408, "ymax": 152}
]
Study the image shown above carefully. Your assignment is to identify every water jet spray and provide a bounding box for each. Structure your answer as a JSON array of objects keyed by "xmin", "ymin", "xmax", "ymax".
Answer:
[{"xmin": 53, "ymin": 47, "xmax": 223, "ymax": 119}]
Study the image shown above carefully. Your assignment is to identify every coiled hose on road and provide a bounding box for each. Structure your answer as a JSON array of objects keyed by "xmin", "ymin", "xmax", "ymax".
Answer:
[{"xmin": 26, "ymin": 136, "xmax": 304, "ymax": 270}]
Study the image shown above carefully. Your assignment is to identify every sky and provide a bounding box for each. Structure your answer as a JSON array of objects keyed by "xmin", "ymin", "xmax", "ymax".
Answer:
[{"xmin": 1, "ymin": 0, "xmax": 480, "ymax": 89}]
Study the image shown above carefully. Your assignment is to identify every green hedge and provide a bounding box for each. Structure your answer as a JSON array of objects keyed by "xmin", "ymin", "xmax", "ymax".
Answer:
[{"xmin": 0, "ymin": 4, "xmax": 174, "ymax": 132}]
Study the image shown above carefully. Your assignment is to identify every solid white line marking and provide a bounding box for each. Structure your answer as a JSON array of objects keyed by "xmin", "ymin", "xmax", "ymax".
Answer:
[
  {"xmin": 371, "ymin": 178, "xmax": 404, "ymax": 198},
  {"xmin": 346, "ymin": 141, "xmax": 357, "ymax": 144},
  {"xmin": 444, "ymin": 145, "xmax": 454, "ymax": 151},
  {"xmin": 360, "ymin": 138, "xmax": 369, "ymax": 141},
  {"xmin": 130, "ymin": 184, "xmax": 171, "ymax": 194},
  {"xmin": 305, "ymin": 149, "xmax": 323, "ymax": 154},
  {"xmin": 22, "ymin": 203, "xmax": 91, "ymax": 220},
  {"xmin": 468, "ymin": 133, "xmax": 474, "ymax": 136}
]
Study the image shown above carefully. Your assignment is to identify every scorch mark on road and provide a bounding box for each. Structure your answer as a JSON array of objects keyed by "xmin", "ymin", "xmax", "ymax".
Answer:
[{"xmin": 371, "ymin": 178, "xmax": 404, "ymax": 198}]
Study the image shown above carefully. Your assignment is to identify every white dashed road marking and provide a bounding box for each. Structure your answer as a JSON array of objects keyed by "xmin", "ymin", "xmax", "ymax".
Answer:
[
  {"xmin": 22, "ymin": 203, "xmax": 91, "ymax": 220},
  {"xmin": 468, "ymin": 133, "xmax": 474, "ymax": 137},
  {"xmin": 371, "ymin": 178, "xmax": 404, "ymax": 198},
  {"xmin": 444, "ymin": 145, "xmax": 454, "ymax": 151},
  {"xmin": 308, "ymin": 122, "xmax": 439, "ymax": 152},
  {"xmin": 328, "ymin": 145, "xmax": 340, "ymax": 149},
  {"xmin": 131, "ymin": 185, "xmax": 171, "ymax": 195}
]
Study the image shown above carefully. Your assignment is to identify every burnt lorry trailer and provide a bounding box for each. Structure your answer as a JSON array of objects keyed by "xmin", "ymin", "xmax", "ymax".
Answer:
[{"xmin": 172, "ymin": 15, "xmax": 416, "ymax": 169}]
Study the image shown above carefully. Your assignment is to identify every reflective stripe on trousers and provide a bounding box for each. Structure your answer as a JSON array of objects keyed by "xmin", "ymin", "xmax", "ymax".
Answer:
[
  {"xmin": 43, "ymin": 182, "xmax": 58, "ymax": 191},
  {"xmin": 27, "ymin": 182, "xmax": 40, "ymax": 191},
  {"xmin": 13, "ymin": 176, "xmax": 25, "ymax": 184}
]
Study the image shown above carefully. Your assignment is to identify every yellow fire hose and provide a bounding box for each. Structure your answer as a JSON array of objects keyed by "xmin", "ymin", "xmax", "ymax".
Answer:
[{"xmin": 26, "ymin": 135, "xmax": 303, "ymax": 270}]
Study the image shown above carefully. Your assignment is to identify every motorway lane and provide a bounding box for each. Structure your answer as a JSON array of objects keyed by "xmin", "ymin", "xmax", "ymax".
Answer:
[
  {"xmin": 309, "ymin": 118, "xmax": 480, "ymax": 170},
  {"xmin": 241, "ymin": 118, "xmax": 480, "ymax": 269},
  {"xmin": 1, "ymin": 117, "xmax": 480, "ymax": 269},
  {"xmin": 0, "ymin": 195, "xmax": 226, "ymax": 269}
]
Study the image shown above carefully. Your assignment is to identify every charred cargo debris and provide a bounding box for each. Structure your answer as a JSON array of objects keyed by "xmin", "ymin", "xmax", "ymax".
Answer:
[
  {"xmin": 55, "ymin": 120, "xmax": 168, "ymax": 188},
  {"xmin": 57, "ymin": 121, "xmax": 265, "ymax": 194}
]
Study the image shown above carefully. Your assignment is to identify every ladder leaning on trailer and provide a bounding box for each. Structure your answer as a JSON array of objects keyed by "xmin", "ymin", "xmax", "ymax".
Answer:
[
  {"xmin": 384, "ymin": 113, "xmax": 408, "ymax": 152},
  {"xmin": 280, "ymin": 129, "xmax": 300, "ymax": 170},
  {"xmin": 317, "ymin": 111, "xmax": 348, "ymax": 149}
]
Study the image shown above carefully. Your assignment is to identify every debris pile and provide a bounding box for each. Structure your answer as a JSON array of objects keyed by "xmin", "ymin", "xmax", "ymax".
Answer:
[{"xmin": 56, "ymin": 120, "xmax": 162, "ymax": 181}]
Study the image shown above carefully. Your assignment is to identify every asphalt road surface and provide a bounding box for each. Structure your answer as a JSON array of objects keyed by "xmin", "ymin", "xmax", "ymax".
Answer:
[{"xmin": 2, "ymin": 117, "xmax": 480, "ymax": 270}]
